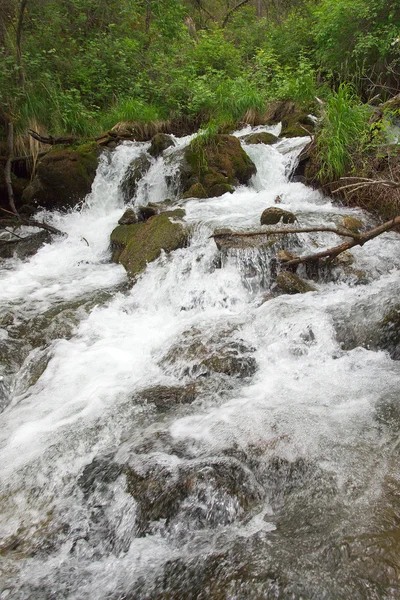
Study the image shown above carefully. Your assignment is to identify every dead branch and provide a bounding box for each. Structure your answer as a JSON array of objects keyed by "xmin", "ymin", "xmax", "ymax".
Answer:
[
  {"xmin": 211, "ymin": 226, "xmax": 360, "ymax": 240},
  {"xmin": 28, "ymin": 130, "xmax": 79, "ymax": 145},
  {"xmin": 211, "ymin": 217, "xmax": 400, "ymax": 266},
  {"xmin": 222, "ymin": 0, "xmax": 251, "ymax": 27},
  {"xmin": 5, "ymin": 121, "xmax": 18, "ymax": 216},
  {"xmin": 281, "ymin": 216, "xmax": 400, "ymax": 267},
  {"xmin": 332, "ymin": 176, "xmax": 400, "ymax": 196}
]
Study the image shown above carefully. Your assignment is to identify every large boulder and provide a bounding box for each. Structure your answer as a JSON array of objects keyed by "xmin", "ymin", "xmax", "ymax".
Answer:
[
  {"xmin": 22, "ymin": 142, "xmax": 98, "ymax": 210},
  {"xmin": 179, "ymin": 134, "xmax": 256, "ymax": 199},
  {"xmin": 110, "ymin": 211, "xmax": 188, "ymax": 278},
  {"xmin": 119, "ymin": 154, "xmax": 151, "ymax": 202}
]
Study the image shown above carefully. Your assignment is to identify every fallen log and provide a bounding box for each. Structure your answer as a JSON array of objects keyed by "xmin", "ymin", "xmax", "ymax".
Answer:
[{"xmin": 28, "ymin": 129, "xmax": 79, "ymax": 145}]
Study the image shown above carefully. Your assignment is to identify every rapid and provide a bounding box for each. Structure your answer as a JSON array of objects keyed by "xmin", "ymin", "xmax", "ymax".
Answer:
[{"xmin": 1, "ymin": 126, "xmax": 400, "ymax": 599}]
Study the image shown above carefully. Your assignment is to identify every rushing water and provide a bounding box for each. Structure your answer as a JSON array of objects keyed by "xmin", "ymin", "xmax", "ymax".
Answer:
[{"xmin": 1, "ymin": 128, "xmax": 400, "ymax": 599}]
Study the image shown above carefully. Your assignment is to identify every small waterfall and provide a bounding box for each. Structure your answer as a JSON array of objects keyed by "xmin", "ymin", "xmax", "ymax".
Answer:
[{"xmin": 1, "ymin": 128, "xmax": 400, "ymax": 600}]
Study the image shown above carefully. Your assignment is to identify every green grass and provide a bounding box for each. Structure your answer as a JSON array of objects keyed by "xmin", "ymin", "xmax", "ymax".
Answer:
[{"xmin": 317, "ymin": 83, "xmax": 370, "ymax": 181}]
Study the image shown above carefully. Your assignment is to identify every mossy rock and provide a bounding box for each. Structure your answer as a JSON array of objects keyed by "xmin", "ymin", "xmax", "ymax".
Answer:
[
  {"xmin": 110, "ymin": 212, "xmax": 188, "ymax": 278},
  {"xmin": 275, "ymin": 271, "xmax": 316, "ymax": 294},
  {"xmin": 22, "ymin": 143, "xmax": 98, "ymax": 210},
  {"xmin": 208, "ymin": 183, "xmax": 234, "ymax": 197},
  {"xmin": 182, "ymin": 182, "xmax": 208, "ymax": 199},
  {"xmin": 118, "ymin": 208, "xmax": 137, "ymax": 225},
  {"xmin": 279, "ymin": 113, "xmax": 314, "ymax": 138},
  {"xmin": 242, "ymin": 132, "xmax": 278, "ymax": 145},
  {"xmin": 149, "ymin": 133, "xmax": 175, "ymax": 157},
  {"xmin": 342, "ymin": 215, "xmax": 364, "ymax": 233},
  {"xmin": 261, "ymin": 207, "xmax": 297, "ymax": 225},
  {"xmin": 119, "ymin": 154, "xmax": 151, "ymax": 201},
  {"xmin": 180, "ymin": 134, "xmax": 256, "ymax": 198}
]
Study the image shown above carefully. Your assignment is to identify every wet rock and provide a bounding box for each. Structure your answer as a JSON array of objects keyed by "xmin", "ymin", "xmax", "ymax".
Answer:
[
  {"xmin": 136, "ymin": 384, "xmax": 197, "ymax": 410},
  {"xmin": 242, "ymin": 132, "xmax": 278, "ymax": 145},
  {"xmin": 78, "ymin": 455, "xmax": 123, "ymax": 498},
  {"xmin": 136, "ymin": 205, "xmax": 157, "ymax": 221},
  {"xmin": 161, "ymin": 327, "xmax": 257, "ymax": 379},
  {"xmin": 110, "ymin": 212, "xmax": 188, "ymax": 278},
  {"xmin": 0, "ymin": 230, "xmax": 52, "ymax": 260},
  {"xmin": 178, "ymin": 134, "xmax": 256, "ymax": 199},
  {"xmin": 125, "ymin": 455, "xmax": 262, "ymax": 535},
  {"xmin": 291, "ymin": 141, "xmax": 312, "ymax": 182},
  {"xmin": 276, "ymin": 249, "xmax": 298, "ymax": 262},
  {"xmin": 182, "ymin": 182, "xmax": 208, "ymax": 199},
  {"xmin": 22, "ymin": 143, "xmax": 98, "ymax": 210},
  {"xmin": 260, "ymin": 207, "xmax": 297, "ymax": 225},
  {"xmin": 118, "ymin": 208, "xmax": 138, "ymax": 225},
  {"xmin": 119, "ymin": 154, "xmax": 151, "ymax": 202},
  {"xmin": 342, "ymin": 215, "xmax": 364, "ymax": 233},
  {"xmin": 275, "ymin": 271, "xmax": 316, "ymax": 294},
  {"xmin": 378, "ymin": 306, "xmax": 400, "ymax": 360},
  {"xmin": 149, "ymin": 133, "xmax": 175, "ymax": 158}
]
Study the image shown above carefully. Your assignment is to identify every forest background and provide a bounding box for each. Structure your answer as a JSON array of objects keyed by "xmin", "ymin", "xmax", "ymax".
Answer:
[{"xmin": 0, "ymin": 0, "xmax": 399, "ymax": 191}]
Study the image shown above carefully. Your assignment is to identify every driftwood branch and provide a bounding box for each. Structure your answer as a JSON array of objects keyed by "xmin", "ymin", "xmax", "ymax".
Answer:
[
  {"xmin": 282, "ymin": 216, "xmax": 400, "ymax": 267},
  {"xmin": 212, "ymin": 218, "xmax": 400, "ymax": 266},
  {"xmin": 28, "ymin": 129, "xmax": 78, "ymax": 145}
]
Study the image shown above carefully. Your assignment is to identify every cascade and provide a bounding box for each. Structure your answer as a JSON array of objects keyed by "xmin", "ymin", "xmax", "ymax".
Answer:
[{"xmin": 1, "ymin": 127, "xmax": 400, "ymax": 599}]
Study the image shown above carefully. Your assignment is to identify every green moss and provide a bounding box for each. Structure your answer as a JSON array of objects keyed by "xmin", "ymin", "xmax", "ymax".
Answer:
[
  {"xmin": 111, "ymin": 213, "xmax": 188, "ymax": 278},
  {"xmin": 208, "ymin": 183, "xmax": 234, "ymax": 197},
  {"xmin": 182, "ymin": 183, "xmax": 208, "ymax": 199}
]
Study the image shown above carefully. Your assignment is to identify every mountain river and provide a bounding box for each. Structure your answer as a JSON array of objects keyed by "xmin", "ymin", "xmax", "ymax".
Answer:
[{"xmin": 1, "ymin": 126, "xmax": 400, "ymax": 599}]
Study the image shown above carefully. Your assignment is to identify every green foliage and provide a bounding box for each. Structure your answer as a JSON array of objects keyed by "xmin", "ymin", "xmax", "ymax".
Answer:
[{"xmin": 316, "ymin": 84, "xmax": 371, "ymax": 181}]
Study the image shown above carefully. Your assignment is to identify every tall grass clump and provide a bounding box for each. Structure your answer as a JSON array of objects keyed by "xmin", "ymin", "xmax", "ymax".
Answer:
[{"xmin": 317, "ymin": 83, "xmax": 370, "ymax": 181}]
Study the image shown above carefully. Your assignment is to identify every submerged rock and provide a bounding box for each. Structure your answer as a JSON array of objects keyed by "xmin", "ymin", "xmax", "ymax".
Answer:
[
  {"xmin": 125, "ymin": 454, "xmax": 262, "ymax": 535},
  {"xmin": 260, "ymin": 207, "xmax": 297, "ymax": 225},
  {"xmin": 136, "ymin": 384, "xmax": 197, "ymax": 410},
  {"xmin": 149, "ymin": 133, "xmax": 175, "ymax": 157},
  {"xmin": 22, "ymin": 143, "xmax": 98, "ymax": 210},
  {"xmin": 161, "ymin": 327, "xmax": 257, "ymax": 379},
  {"xmin": 242, "ymin": 132, "xmax": 278, "ymax": 145},
  {"xmin": 178, "ymin": 134, "xmax": 256, "ymax": 199},
  {"xmin": 110, "ymin": 212, "xmax": 188, "ymax": 278},
  {"xmin": 275, "ymin": 271, "xmax": 316, "ymax": 294},
  {"xmin": 119, "ymin": 154, "xmax": 151, "ymax": 201},
  {"xmin": 342, "ymin": 215, "xmax": 364, "ymax": 233}
]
